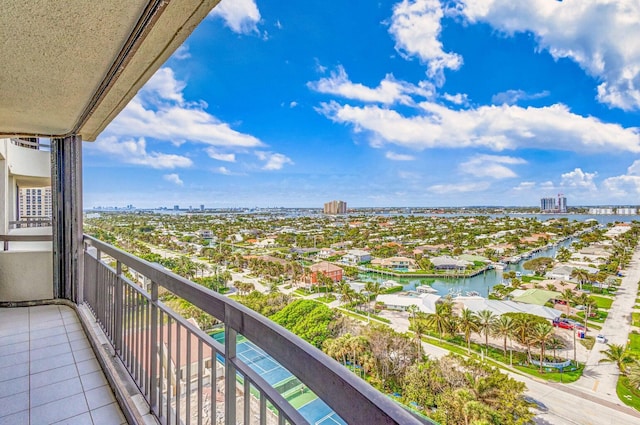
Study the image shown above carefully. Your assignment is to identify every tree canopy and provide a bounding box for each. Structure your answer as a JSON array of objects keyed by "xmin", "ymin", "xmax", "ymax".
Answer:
[{"xmin": 271, "ymin": 299, "xmax": 337, "ymax": 347}]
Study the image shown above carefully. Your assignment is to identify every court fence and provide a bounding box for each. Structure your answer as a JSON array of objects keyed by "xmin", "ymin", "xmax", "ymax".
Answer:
[{"xmin": 82, "ymin": 235, "xmax": 426, "ymax": 425}]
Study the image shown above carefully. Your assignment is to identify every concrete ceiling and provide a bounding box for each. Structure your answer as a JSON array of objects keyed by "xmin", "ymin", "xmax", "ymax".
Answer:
[{"xmin": 0, "ymin": 0, "xmax": 220, "ymax": 141}]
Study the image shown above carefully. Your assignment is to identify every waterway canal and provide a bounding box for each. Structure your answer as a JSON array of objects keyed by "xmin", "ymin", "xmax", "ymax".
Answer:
[{"xmin": 358, "ymin": 238, "xmax": 575, "ymax": 297}]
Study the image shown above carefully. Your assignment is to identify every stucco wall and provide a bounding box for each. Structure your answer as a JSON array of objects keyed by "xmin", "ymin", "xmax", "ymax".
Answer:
[{"xmin": 0, "ymin": 251, "xmax": 53, "ymax": 302}]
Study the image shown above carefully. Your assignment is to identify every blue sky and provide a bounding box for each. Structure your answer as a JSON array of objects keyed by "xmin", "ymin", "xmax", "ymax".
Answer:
[{"xmin": 84, "ymin": 0, "xmax": 640, "ymax": 208}]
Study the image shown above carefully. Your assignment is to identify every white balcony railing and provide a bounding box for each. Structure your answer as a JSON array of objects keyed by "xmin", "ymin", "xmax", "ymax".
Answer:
[{"xmin": 82, "ymin": 235, "xmax": 427, "ymax": 425}]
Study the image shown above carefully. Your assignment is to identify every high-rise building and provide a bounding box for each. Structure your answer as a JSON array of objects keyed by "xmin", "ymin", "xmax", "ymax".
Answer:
[
  {"xmin": 541, "ymin": 194, "xmax": 567, "ymax": 213},
  {"xmin": 324, "ymin": 200, "xmax": 347, "ymax": 214},
  {"xmin": 540, "ymin": 197, "xmax": 556, "ymax": 212},
  {"xmin": 18, "ymin": 186, "xmax": 52, "ymax": 217},
  {"xmin": 558, "ymin": 195, "xmax": 567, "ymax": 213}
]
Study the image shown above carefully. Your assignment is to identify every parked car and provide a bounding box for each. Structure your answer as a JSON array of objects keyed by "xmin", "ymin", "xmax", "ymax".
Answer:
[
  {"xmin": 553, "ymin": 319, "xmax": 573, "ymax": 330},
  {"xmin": 596, "ymin": 334, "xmax": 607, "ymax": 343},
  {"xmin": 552, "ymin": 318, "xmax": 586, "ymax": 331}
]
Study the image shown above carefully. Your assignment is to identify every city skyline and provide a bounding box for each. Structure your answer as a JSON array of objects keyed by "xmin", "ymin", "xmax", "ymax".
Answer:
[{"xmin": 83, "ymin": 0, "xmax": 640, "ymax": 208}]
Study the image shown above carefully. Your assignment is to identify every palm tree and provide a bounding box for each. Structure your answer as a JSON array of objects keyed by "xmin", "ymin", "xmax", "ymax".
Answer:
[
  {"xmin": 627, "ymin": 364, "xmax": 640, "ymax": 390},
  {"xmin": 599, "ymin": 344, "xmax": 634, "ymax": 373},
  {"xmin": 457, "ymin": 308, "xmax": 479, "ymax": 354},
  {"xmin": 339, "ymin": 282, "xmax": 357, "ymax": 304},
  {"xmin": 548, "ymin": 336, "xmax": 565, "ymax": 362},
  {"xmin": 364, "ymin": 281, "xmax": 381, "ymax": 312},
  {"xmin": 491, "ymin": 315, "xmax": 515, "ymax": 358},
  {"xmin": 571, "ymin": 268, "xmax": 590, "ymax": 291},
  {"xmin": 531, "ymin": 322, "xmax": 554, "ymax": 372},
  {"xmin": 511, "ymin": 315, "xmax": 535, "ymax": 364},
  {"xmin": 560, "ymin": 288, "xmax": 574, "ymax": 315},
  {"xmin": 475, "ymin": 309, "xmax": 496, "ymax": 350},
  {"xmin": 425, "ymin": 303, "xmax": 452, "ymax": 340}
]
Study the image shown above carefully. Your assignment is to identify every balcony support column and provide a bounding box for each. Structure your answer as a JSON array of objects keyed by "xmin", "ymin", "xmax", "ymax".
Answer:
[{"xmin": 51, "ymin": 135, "xmax": 83, "ymax": 302}]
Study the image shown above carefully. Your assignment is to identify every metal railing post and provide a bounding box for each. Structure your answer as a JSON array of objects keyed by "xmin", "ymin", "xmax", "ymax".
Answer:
[
  {"xmin": 225, "ymin": 323, "xmax": 237, "ymax": 425},
  {"xmin": 114, "ymin": 260, "xmax": 123, "ymax": 355},
  {"xmin": 150, "ymin": 280, "xmax": 159, "ymax": 414}
]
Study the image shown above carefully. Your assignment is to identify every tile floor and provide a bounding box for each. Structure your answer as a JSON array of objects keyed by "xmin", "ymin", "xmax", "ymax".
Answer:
[{"xmin": 0, "ymin": 305, "xmax": 127, "ymax": 425}]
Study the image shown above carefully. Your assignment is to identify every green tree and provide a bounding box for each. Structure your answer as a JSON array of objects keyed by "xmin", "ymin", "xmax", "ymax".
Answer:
[
  {"xmin": 555, "ymin": 246, "xmax": 572, "ymax": 262},
  {"xmin": 522, "ymin": 256, "xmax": 554, "ymax": 276},
  {"xmin": 599, "ymin": 344, "xmax": 634, "ymax": 373},
  {"xmin": 425, "ymin": 302, "xmax": 452, "ymax": 339},
  {"xmin": 491, "ymin": 315, "xmax": 515, "ymax": 359},
  {"xmin": 457, "ymin": 308, "xmax": 479, "ymax": 354},
  {"xmin": 271, "ymin": 299, "xmax": 337, "ymax": 348},
  {"xmin": 531, "ymin": 322, "xmax": 554, "ymax": 372},
  {"xmin": 570, "ymin": 268, "xmax": 590, "ymax": 291},
  {"xmin": 474, "ymin": 309, "xmax": 496, "ymax": 350}
]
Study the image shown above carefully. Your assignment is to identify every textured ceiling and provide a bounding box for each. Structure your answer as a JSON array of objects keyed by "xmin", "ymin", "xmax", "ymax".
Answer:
[{"xmin": 0, "ymin": 0, "xmax": 220, "ymax": 141}]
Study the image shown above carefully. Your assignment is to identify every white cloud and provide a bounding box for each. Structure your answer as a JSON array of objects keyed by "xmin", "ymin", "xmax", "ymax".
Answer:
[
  {"xmin": 513, "ymin": 181, "xmax": 536, "ymax": 191},
  {"xmin": 460, "ymin": 154, "xmax": 526, "ymax": 179},
  {"xmin": 428, "ymin": 181, "xmax": 490, "ymax": 194},
  {"xmin": 91, "ymin": 137, "xmax": 193, "ymax": 169},
  {"xmin": 140, "ymin": 67, "xmax": 185, "ymax": 103},
  {"xmin": 289, "ymin": 101, "xmax": 298, "ymax": 108},
  {"xmin": 308, "ymin": 66, "xmax": 433, "ymax": 105},
  {"xmin": 603, "ymin": 160, "xmax": 640, "ymax": 196},
  {"xmin": 209, "ymin": 0, "xmax": 261, "ymax": 35},
  {"xmin": 560, "ymin": 168, "xmax": 598, "ymax": 190},
  {"xmin": 456, "ymin": 0, "xmax": 640, "ymax": 110},
  {"xmin": 540, "ymin": 181, "xmax": 555, "ymax": 190},
  {"xmin": 163, "ymin": 173, "xmax": 184, "ymax": 186},
  {"xmin": 317, "ymin": 101, "xmax": 640, "ymax": 153},
  {"xmin": 206, "ymin": 148, "xmax": 236, "ymax": 162},
  {"xmin": 105, "ymin": 67, "xmax": 264, "ymax": 149},
  {"xmin": 255, "ymin": 152, "xmax": 294, "ymax": 170},
  {"xmin": 215, "ymin": 166, "xmax": 233, "ymax": 175},
  {"xmin": 442, "ymin": 93, "xmax": 469, "ymax": 106},
  {"xmin": 386, "ymin": 151, "xmax": 416, "ymax": 161},
  {"xmin": 172, "ymin": 45, "xmax": 191, "ymax": 60},
  {"xmin": 389, "ymin": 0, "xmax": 463, "ymax": 85},
  {"xmin": 491, "ymin": 89, "xmax": 550, "ymax": 105},
  {"xmin": 314, "ymin": 58, "xmax": 328, "ymax": 74}
]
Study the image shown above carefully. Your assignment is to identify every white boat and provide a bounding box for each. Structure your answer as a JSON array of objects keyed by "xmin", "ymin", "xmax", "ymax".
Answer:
[{"xmin": 416, "ymin": 285, "xmax": 438, "ymax": 294}]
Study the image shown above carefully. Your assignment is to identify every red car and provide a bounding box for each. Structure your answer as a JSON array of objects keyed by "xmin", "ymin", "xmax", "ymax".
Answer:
[
  {"xmin": 553, "ymin": 320, "xmax": 573, "ymax": 329},
  {"xmin": 552, "ymin": 318, "xmax": 586, "ymax": 331}
]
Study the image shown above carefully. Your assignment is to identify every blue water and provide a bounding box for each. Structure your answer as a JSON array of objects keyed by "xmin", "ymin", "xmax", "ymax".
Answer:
[{"xmin": 359, "ymin": 238, "xmax": 575, "ymax": 297}]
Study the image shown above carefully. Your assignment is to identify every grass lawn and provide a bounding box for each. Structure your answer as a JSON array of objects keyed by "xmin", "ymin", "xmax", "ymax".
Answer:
[
  {"xmin": 513, "ymin": 363, "xmax": 583, "ymax": 383},
  {"xmin": 577, "ymin": 310, "xmax": 608, "ymax": 323},
  {"xmin": 591, "ymin": 295, "xmax": 614, "ymax": 310},
  {"xmin": 420, "ymin": 333, "xmax": 583, "ymax": 384},
  {"xmin": 629, "ymin": 333, "xmax": 640, "ymax": 353},
  {"xmin": 315, "ymin": 295, "xmax": 336, "ymax": 303},
  {"xmin": 579, "ymin": 336, "xmax": 595, "ymax": 350},
  {"xmin": 617, "ymin": 376, "xmax": 640, "ymax": 411},
  {"xmin": 337, "ymin": 308, "xmax": 391, "ymax": 324},
  {"xmin": 632, "ymin": 312, "xmax": 640, "ymax": 328}
]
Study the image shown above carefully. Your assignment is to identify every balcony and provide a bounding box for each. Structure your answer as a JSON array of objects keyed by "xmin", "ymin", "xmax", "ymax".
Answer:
[
  {"xmin": 0, "ymin": 1, "xmax": 428, "ymax": 423},
  {"xmin": 0, "ymin": 235, "xmax": 426, "ymax": 425},
  {"xmin": 0, "ymin": 305, "xmax": 128, "ymax": 425}
]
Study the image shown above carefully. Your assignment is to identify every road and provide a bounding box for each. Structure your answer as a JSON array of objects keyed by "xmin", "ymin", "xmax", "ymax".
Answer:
[{"xmin": 571, "ymin": 247, "xmax": 640, "ymax": 403}]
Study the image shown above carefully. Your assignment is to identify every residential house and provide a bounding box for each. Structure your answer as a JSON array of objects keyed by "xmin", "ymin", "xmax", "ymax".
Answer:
[
  {"xmin": 371, "ymin": 256, "xmax": 416, "ymax": 270},
  {"xmin": 341, "ymin": 249, "xmax": 371, "ymax": 265},
  {"xmin": 377, "ymin": 292, "xmax": 441, "ymax": 314},
  {"xmin": 430, "ymin": 256, "xmax": 472, "ymax": 270},
  {"xmin": 308, "ymin": 261, "xmax": 343, "ymax": 283}
]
